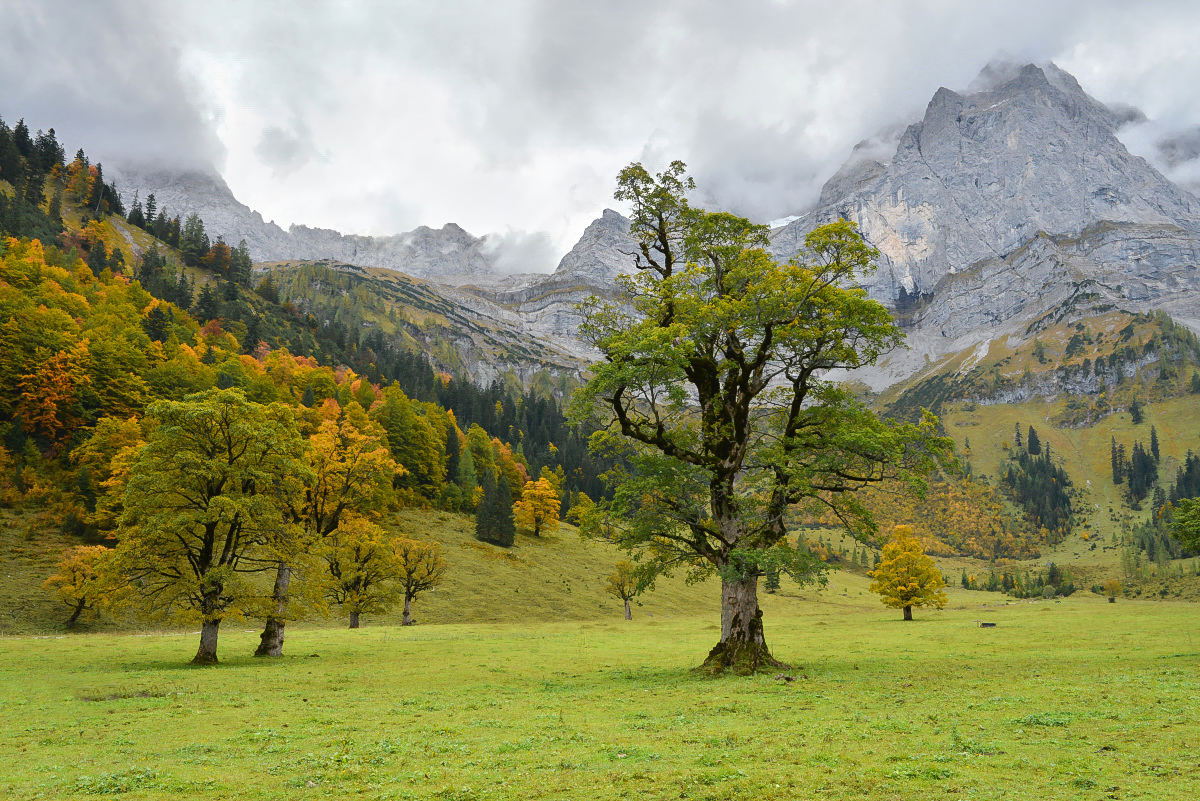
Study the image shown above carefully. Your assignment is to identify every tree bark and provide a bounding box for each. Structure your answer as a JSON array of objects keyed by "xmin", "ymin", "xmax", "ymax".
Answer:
[
  {"xmin": 701, "ymin": 575, "xmax": 784, "ymax": 675},
  {"xmin": 1108, "ymin": 596, "xmax": 1116, "ymax": 603},
  {"xmin": 192, "ymin": 618, "xmax": 221, "ymax": 664},
  {"xmin": 349, "ymin": 610, "xmax": 360, "ymax": 629},
  {"xmin": 403, "ymin": 595, "xmax": 413, "ymax": 626},
  {"xmin": 903, "ymin": 604, "xmax": 913, "ymax": 621},
  {"xmin": 624, "ymin": 598, "xmax": 631, "ymax": 620},
  {"xmin": 254, "ymin": 561, "xmax": 291, "ymax": 657},
  {"xmin": 65, "ymin": 598, "xmax": 86, "ymax": 629}
]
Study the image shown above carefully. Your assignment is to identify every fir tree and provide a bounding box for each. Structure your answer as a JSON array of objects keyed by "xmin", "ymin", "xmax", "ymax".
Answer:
[
  {"xmin": 1130, "ymin": 398, "xmax": 1145, "ymax": 425},
  {"xmin": 1027, "ymin": 426, "xmax": 1041, "ymax": 456},
  {"xmin": 1150, "ymin": 425, "xmax": 1160, "ymax": 463},
  {"xmin": 475, "ymin": 475, "xmax": 515, "ymax": 547}
]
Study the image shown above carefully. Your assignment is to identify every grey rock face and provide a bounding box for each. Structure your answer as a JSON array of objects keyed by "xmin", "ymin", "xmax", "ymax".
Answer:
[
  {"xmin": 770, "ymin": 62, "xmax": 1200, "ymax": 391},
  {"xmin": 551, "ymin": 209, "xmax": 635, "ymax": 282},
  {"xmin": 771, "ymin": 63, "xmax": 1200, "ymax": 307}
]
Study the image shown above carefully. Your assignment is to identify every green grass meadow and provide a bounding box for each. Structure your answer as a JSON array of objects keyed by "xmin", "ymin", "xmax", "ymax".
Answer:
[{"xmin": 3, "ymin": 582, "xmax": 1197, "ymax": 800}]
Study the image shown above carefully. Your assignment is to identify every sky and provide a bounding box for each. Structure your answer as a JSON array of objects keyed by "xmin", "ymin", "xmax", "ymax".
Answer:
[{"xmin": 5, "ymin": 0, "xmax": 1200, "ymax": 270}]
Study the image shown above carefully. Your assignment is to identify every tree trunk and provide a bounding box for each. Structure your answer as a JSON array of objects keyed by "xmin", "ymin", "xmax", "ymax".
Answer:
[
  {"xmin": 65, "ymin": 598, "xmax": 86, "ymax": 629},
  {"xmin": 403, "ymin": 594, "xmax": 413, "ymax": 626},
  {"xmin": 1108, "ymin": 596, "xmax": 1116, "ymax": 603},
  {"xmin": 701, "ymin": 575, "xmax": 784, "ymax": 675},
  {"xmin": 254, "ymin": 562, "xmax": 291, "ymax": 657},
  {"xmin": 624, "ymin": 598, "xmax": 631, "ymax": 620},
  {"xmin": 192, "ymin": 618, "xmax": 221, "ymax": 664},
  {"xmin": 903, "ymin": 605, "xmax": 913, "ymax": 621},
  {"xmin": 349, "ymin": 610, "xmax": 360, "ymax": 629}
]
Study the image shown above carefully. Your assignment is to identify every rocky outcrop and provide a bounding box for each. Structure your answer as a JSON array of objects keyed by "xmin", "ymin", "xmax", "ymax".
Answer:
[{"xmin": 771, "ymin": 63, "xmax": 1200, "ymax": 307}]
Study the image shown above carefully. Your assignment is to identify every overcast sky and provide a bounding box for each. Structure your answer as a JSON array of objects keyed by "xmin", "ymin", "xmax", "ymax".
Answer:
[{"xmin": 5, "ymin": 0, "xmax": 1200, "ymax": 269}]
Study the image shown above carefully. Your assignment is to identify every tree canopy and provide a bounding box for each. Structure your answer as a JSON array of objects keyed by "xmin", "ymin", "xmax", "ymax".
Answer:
[
  {"xmin": 572, "ymin": 161, "xmax": 949, "ymax": 673},
  {"xmin": 114, "ymin": 389, "xmax": 304, "ymax": 664},
  {"xmin": 868, "ymin": 525, "xmax": 948, "ymax": 620}
]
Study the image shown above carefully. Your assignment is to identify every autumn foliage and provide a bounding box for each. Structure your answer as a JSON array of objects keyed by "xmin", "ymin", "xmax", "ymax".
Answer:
[{"xmin": 868, "ymin": 525, "xmax": 949, "ymax": 621}]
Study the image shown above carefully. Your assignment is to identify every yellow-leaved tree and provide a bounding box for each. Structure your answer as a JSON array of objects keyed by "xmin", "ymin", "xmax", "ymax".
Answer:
[
  {"xmin": 869, "ymin": 525, "xmax": 948, "ymax": 621},
  {"xmin": 514, "ymin": 477, "xmax": 560, "ymax": 536}
]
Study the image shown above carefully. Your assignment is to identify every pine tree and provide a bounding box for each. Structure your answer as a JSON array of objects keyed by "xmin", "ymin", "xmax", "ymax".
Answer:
[
  {"xmin": 1130, "ymin": 398, "xmax": 1145, "ymax": 425},
  {"xmin": 1112, "ymin": 436, "xmax": 1123, "ymax": 485},
  {"xmin": 1150, "ymin": 425, "xmax": 1160, "ymax": 463},
  {"xmin": 476, "ymin": 475, "xmax": 515, "ymax": 547},
  {"xmin": 1027, "ymin": 426, "xmax": 1041, "ymax": 456},
  {"xmin": 1014, "ymin": 423, "xmax": 1022, "ymax": 449}
]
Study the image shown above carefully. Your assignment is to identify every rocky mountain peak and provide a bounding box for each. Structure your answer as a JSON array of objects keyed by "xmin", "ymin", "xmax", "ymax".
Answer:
[{"xmin": 551, "ymin": 208, "xmax": 634, "ymax": 282}]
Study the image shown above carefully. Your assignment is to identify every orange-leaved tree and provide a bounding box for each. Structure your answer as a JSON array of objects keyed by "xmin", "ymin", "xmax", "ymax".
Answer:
[
  {"xmin": 869, "ymin": 525, "xmax": 948, "ymax": 620},
  {"xmin": 43, "ymin": 545, "xmax": 127, "ymax": 628}
]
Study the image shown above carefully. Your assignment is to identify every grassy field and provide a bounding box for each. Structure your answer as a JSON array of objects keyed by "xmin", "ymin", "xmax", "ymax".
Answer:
[{"xmin": 2, "ymin": 579, "xmax": 1197, "ymax": 800}]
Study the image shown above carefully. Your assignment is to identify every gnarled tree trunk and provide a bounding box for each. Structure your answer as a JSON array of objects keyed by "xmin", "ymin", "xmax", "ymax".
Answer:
[
  {"xmin": 402, "ymin": 595, "xmax": 413, "ymax": 626},
  {"xmin": 65, "ymin": 598, "xmax": 87, "ymax": 629},
  {"xmin": 624, "ymin": 598, "xmax": 631, "ymax": 620},
  {"xmin": 192, "ymin": 618, "xmax": 221, "ymax": 664},
  {"xmin": 903, "ymin": 604, "xmax": 913, "ymax": 621},
  {"xmin": 701, "ymin": 575, "xmax": 785, "ymax": 675},
  {"xmin": 255, "ymin": 562, "xmax": 291, "ymax": 657},
  {"xmin": 349, "ymin": 610, "xmax": 360, "ymax": 628}
]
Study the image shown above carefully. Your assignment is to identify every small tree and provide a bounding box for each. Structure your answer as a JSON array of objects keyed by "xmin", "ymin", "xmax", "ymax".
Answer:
[
  {"xmin": 605, "ymin": 561, "xmax": 643, "ymax": 620},
  {"xmin": 1103, "ymin": 578, "xmax": 1121, "ymax": 603},
  {"xmin": 1130, "ymin": 398, "xmax": 1145, "ymax": 425},
  {"xmin": 43, "ymin": 545, "xmax": 124, "ymax": 628},
  {"xmin": 514, "ymin": 477, "xmax": 560, "ymax": 536},
  {"xmin": 1172, "ymin": 497, "xmax": 1200, "ymax": 552},
  {"xmin": 323, "ymin": 517, "xmax": 401, "ymax": 628},
  {"xmin": 869, "ymin": 525, "xmax": 948, "ymax": 621},
  {"xmin": 392, "ymin": 537, "xmax": 446, "ymax": 625}
]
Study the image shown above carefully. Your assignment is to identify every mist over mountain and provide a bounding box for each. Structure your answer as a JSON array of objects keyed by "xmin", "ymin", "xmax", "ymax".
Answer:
[{"xmin": 104, "ymin": 61, "xmax": 1200, "ymax": 391}]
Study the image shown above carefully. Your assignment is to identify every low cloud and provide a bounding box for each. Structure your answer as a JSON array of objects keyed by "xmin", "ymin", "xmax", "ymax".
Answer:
[
  {"xmin": 6, "ymin": 0, "xmax": 1200, "ymax": 252},
  {"xmin": 480, "ymin": 230, "xmax": 560, "ymax": 274}
]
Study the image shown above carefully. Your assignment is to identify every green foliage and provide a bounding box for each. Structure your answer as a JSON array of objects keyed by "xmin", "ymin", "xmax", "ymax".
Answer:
[
  {"xmin": 113, "ymin": 389, "xmax": 305, "ymax": 652},
  {"xmin": 573, "ymin": 161, "xmax": 950, "ymax": 662}
]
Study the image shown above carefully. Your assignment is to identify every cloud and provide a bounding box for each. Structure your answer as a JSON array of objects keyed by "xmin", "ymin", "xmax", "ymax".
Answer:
[
  {"xmin": 0, "ymin": 0, "xmax": 220, "ymax": 169},
  {"xmin": 253, "ymin": 117, "xmax": 323, "ymax": 177},
  {"xmin": 6, "ymin": 0, "xmax": 1200, "ymax": 260},
  {"xmin": 480, "ymin": 229, "xmax": 559, "ymax": 274}
]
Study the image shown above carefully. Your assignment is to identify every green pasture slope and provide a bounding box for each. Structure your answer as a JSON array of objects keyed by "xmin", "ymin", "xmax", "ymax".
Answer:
[{"xmin": 2, "ymin": 579, "xmax": 1197, "ymax": 800}]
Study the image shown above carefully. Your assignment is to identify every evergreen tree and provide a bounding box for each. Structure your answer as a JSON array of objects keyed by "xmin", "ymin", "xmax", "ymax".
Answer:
[
  {"xmin": 1014, "ymin": 423, "xmax": 1022, "ymax": 448},
  {"xmin": 231, "ymin": 239, "xmax": 253, "ymax": 287},
  {"xmin": 475, "ymin": 475, "xmax": 515, "ymax": 547},
  {"xmin": 1112, "ymin": 436, "xmax": 1123, "ymax": 485},
  {"xmin": 1150, "ymin": 425, "xmax": 1160, "ymax": 463},
  {"xmin": 193, "ymin": 282, "xmax": 221, "ymax": 322},
  {"xmin": 180, "ymin": 213, "xmax": 209, "ymax": 266},
  {"xmin": 1130, "ymin": 398, "xmax": 1145, "ymax": 425},
  {"xmin": 1027, "ymin": 426, "xmax": 1041, "ymax": 456},
  {"xmin": 87, "ymin": 243, "xmax": 108, "ymax": 276}
]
